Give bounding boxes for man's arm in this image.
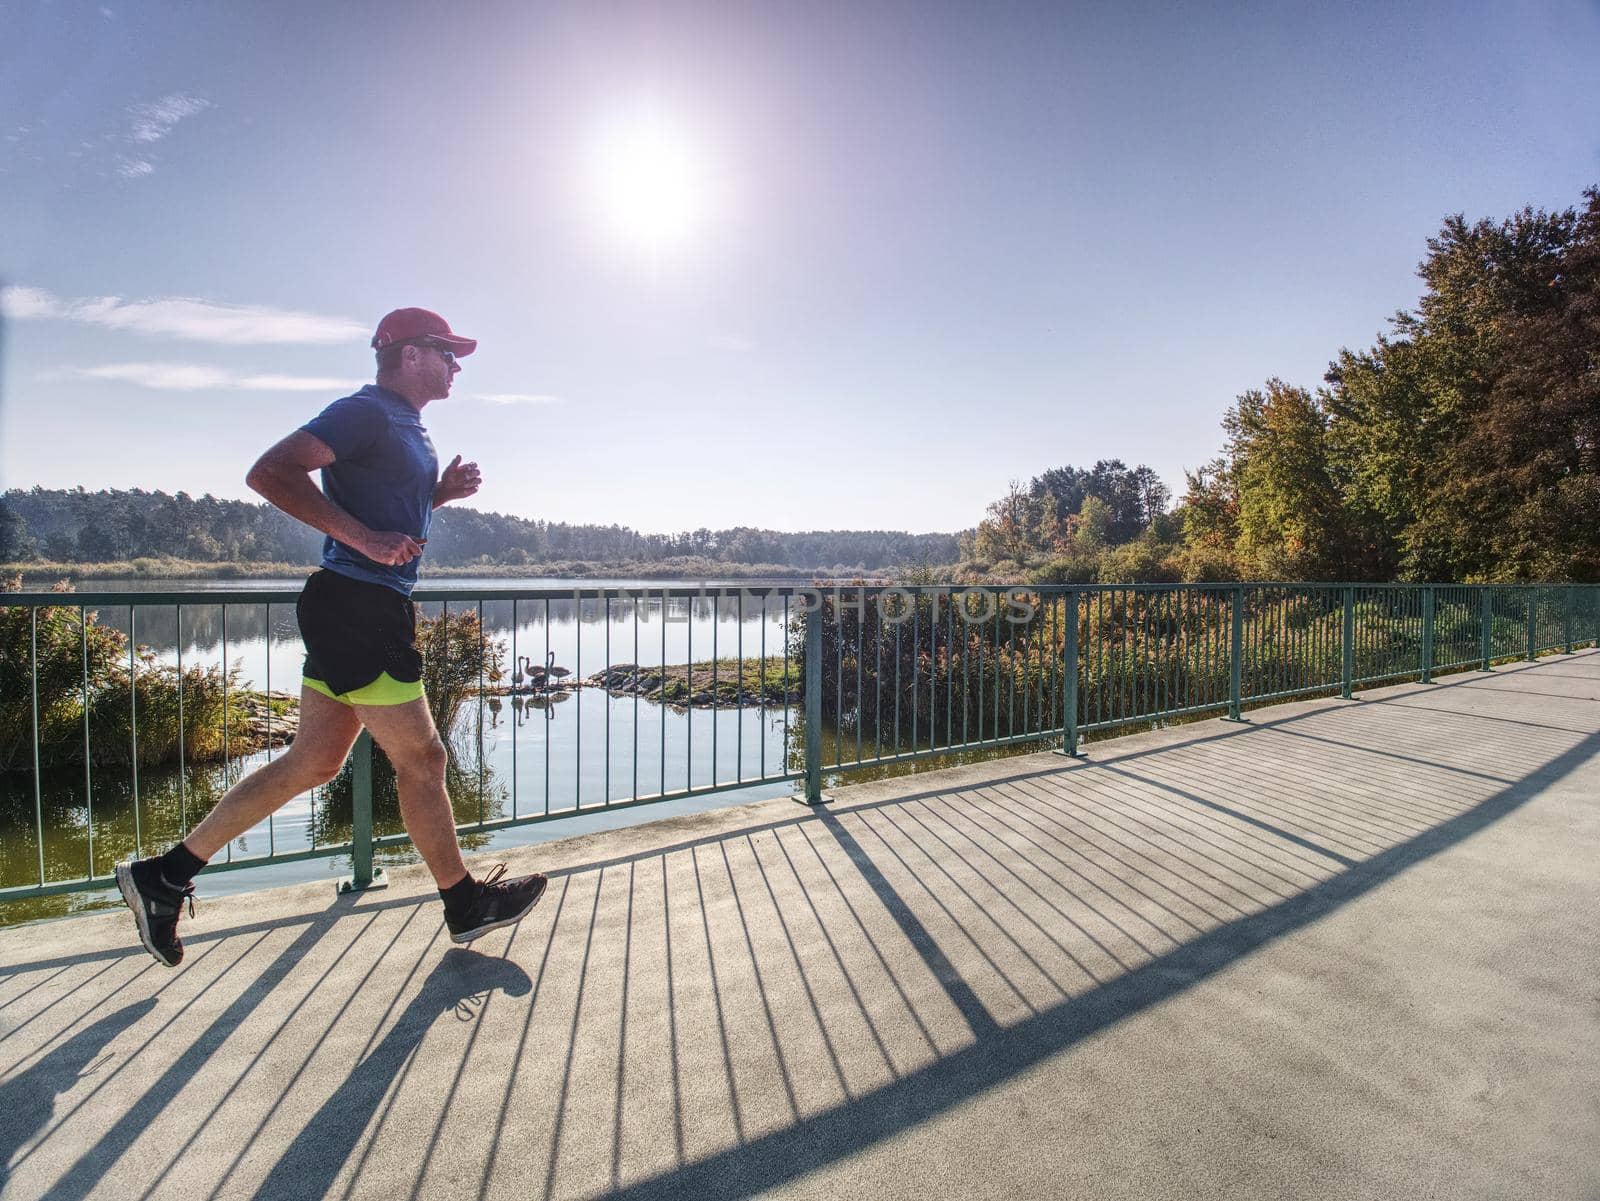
[246,432,423,567]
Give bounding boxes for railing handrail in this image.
[4,578,1597,609]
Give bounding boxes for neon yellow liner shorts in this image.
[296,569,425,707]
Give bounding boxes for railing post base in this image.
[338,867,388,894]
[1051,747,1087,759]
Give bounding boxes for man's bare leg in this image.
[351,695,468,888]
[182,686,364,859]
[117,685,364,966]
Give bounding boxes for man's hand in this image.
[434,454,481,507]
[360,531,426,566]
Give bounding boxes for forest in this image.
[5,187,1595,585]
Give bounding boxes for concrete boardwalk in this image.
[3,653,1598,1201]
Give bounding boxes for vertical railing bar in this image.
[893,596,902,759]
[264,602,273,855]
[1422,586,1435,684]
[81,605,94,881]
[737,590,744,783]
[477,599,485,826]
[992,591,1001,739]
[1137,587,1147,719]
[839,591,852,763]
[220,604,228,861]
[1228,585,1243,720]
[660,590,666,799]
[926,590,936,751]
[1045,592,1055,732]
[760,592,768,780]
[176,605,186,838]
[511,599,518,821]
[712,593,719,785]
[633,597,640,800]
[604,595,612,804]
[685,591,694,791]
[1126,591,1139,722]
[911,600,919,754]
[1165,590,1175,717]
[1089,589,1099,728]
[960,591,972,742]
[575,592,582,809]
[1340,586,1354,699]
[1008,591,1018,735]
[857,591,865,763]
[944,592,955,749]
[803,598,823,803]
[31,609,44,887]
[544,597,551,815]
[1061,590,1080,756]
[1020,591,1029,737]
[1480,588,1491,671]
[870,590,882,763]
[130,605,142,857]
[782,594,791,776]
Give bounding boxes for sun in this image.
[589,109,709,253]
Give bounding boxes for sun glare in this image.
[590,110,709,253]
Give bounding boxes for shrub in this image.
[0,576,248,772]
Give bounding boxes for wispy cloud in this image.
[129,94,210,144]
[65,362,353,393]
[1,284,367,345]
[475,393,564,406]
[113,92,210,178]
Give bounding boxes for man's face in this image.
[408,341,460,400]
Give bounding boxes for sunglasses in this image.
[407,339,458,367]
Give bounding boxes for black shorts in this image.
[296,569,424,705]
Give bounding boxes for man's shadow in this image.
[252,948,532,1200]
[0,997,157,1193]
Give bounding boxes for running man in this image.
[117,307,547,966]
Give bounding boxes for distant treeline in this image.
[960,184,1600,585]
[0,487,962,573]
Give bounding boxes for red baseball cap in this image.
[370,308,478,356]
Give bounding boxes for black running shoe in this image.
[445,864,548,944]
[116,856,196,967]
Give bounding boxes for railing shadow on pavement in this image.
[1,664,1594,1201]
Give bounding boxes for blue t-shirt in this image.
[300,384,437,595]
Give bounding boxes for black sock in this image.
[156,842,206,887]
[439,873,477,914]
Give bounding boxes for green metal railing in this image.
[2,581,1596,902]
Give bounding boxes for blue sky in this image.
[2,0,1597,534]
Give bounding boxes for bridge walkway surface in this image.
[2,651,1597,1200]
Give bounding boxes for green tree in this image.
[1225,380,1351,580]
[1073,496,1110,554]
